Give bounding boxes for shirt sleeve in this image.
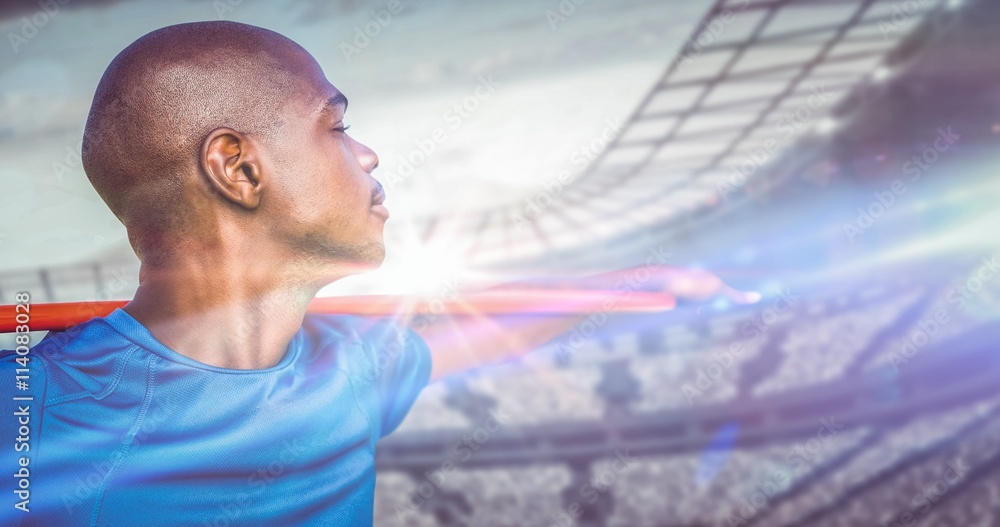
[355,319,433,438]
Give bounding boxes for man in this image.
[1,21,753,526]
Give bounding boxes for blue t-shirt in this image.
[0,308,432,526]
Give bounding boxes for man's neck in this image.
[122,261,322,370]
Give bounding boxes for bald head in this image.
[83,22,310,241]
[82,21,385,277]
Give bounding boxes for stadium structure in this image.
[3,0,1000,525]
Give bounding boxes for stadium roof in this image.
[398,0,952,268]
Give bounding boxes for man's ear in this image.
[200,127,263,209]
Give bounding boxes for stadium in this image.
[2,0,1000,525]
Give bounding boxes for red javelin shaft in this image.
[0,289,675,333]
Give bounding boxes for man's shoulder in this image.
[302,312,363,331]
[33,314,133,359]
[301,313,410,343]
[299,313,426,367]
[1,315,137,405]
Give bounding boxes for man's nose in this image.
[353,139,379,174]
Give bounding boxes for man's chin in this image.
[332,241,386,274]
[296,232,386,280]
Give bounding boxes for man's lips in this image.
[371,183,389,219]
[371,203,390,220]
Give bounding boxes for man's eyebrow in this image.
[319,93,349,116]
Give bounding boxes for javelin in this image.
[0,289,676,333]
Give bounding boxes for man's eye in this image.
[333,124,351,133]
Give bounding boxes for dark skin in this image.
[108,23,755,378]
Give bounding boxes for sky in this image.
[0,0,701,282]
